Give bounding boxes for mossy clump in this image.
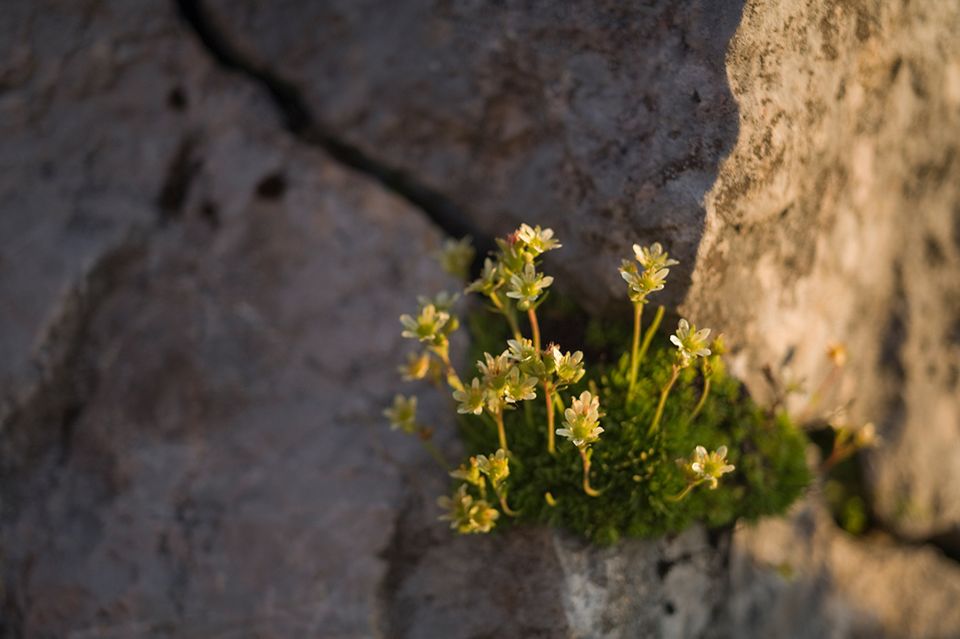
[461,308,811,544]
[385,223,811,544]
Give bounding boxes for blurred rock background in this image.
[1,0,958,637]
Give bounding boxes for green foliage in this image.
[461,309,811,544]
[393,224,811,544]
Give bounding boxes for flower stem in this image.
[637,304,665,366]
[490,292,522,341]
[544,380,555,454]
[420,438,449,470]
[527,307,541,351]
[497,490,520,516]
[648,364,680,437]
[553,391,566,413]
[579,447,601,497]
[628,302,643,397]
[434,342,464,392]
[690,376,711,421]
[667,479,704,502]
[495,410,509,453]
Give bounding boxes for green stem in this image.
[579,448,601,497]
[637,305,665,366]
[667,479,704,502]
[628,302,643,397]
[420,439,449,470]
[497,490,520,516]
[495,410,509,453]
[434,342,464,392]
[648,364,680,437]
[527,307,541,352]
[545,380,555,454]
[690,376,711,421]
[490,292,522,340]
[553,391,566,413]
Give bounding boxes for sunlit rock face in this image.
[685,0,960,542]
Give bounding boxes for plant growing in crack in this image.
[387,223,812,543]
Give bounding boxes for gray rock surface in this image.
[685,0,960,542]
[716,492,960,639]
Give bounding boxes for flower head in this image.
[515,223,561,256]
[670,319,712,367]
[465,258,502,296]
[383,395,418,434]
[551,347,586,386]
[436,236,475,280]
[398,351,432,381]
[620,260,670,304]
[476,449,510,489]
[854,422,880,448]
[827,342,848,368]
[506,263,554,311]
[507,338,538,364]
[450,456,484,489]
[452,378,486,415]
[504,367,538,403]
[687,445,735,489]
[557,391,604,449]
[400,304,450,344]
[477,351,512,395]
[417,291,460,313]
[438,485,500,534]
[633,242,679,271]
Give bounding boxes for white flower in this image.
[688,445,735,489]
[476,449,510,488]
[506,338,538,364]
[670,319,712,367]
[477,351,512,394]
[400,304,450,343]
[506,263,554,310]
[383,395,418,434]
[417,291,460,313]
[551,348,585,386]
[620,260,670,303]
[503,367,538,403]
[633,242,679,271]
[436,236,475,280]
[557,391,604,449]
[450,456,484,488]
[465,258,501,296]
[452,378,486,415]
[398,351,431,381]
[438,484,499,534]
[515,223,561,255]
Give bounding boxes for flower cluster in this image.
[557,391,604,449]
[386,223,751,536]
[619,242,678,305]
[466,223,560,318]
[442,448,517,529]
[455,351,539,416]
[438,484,500,534]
